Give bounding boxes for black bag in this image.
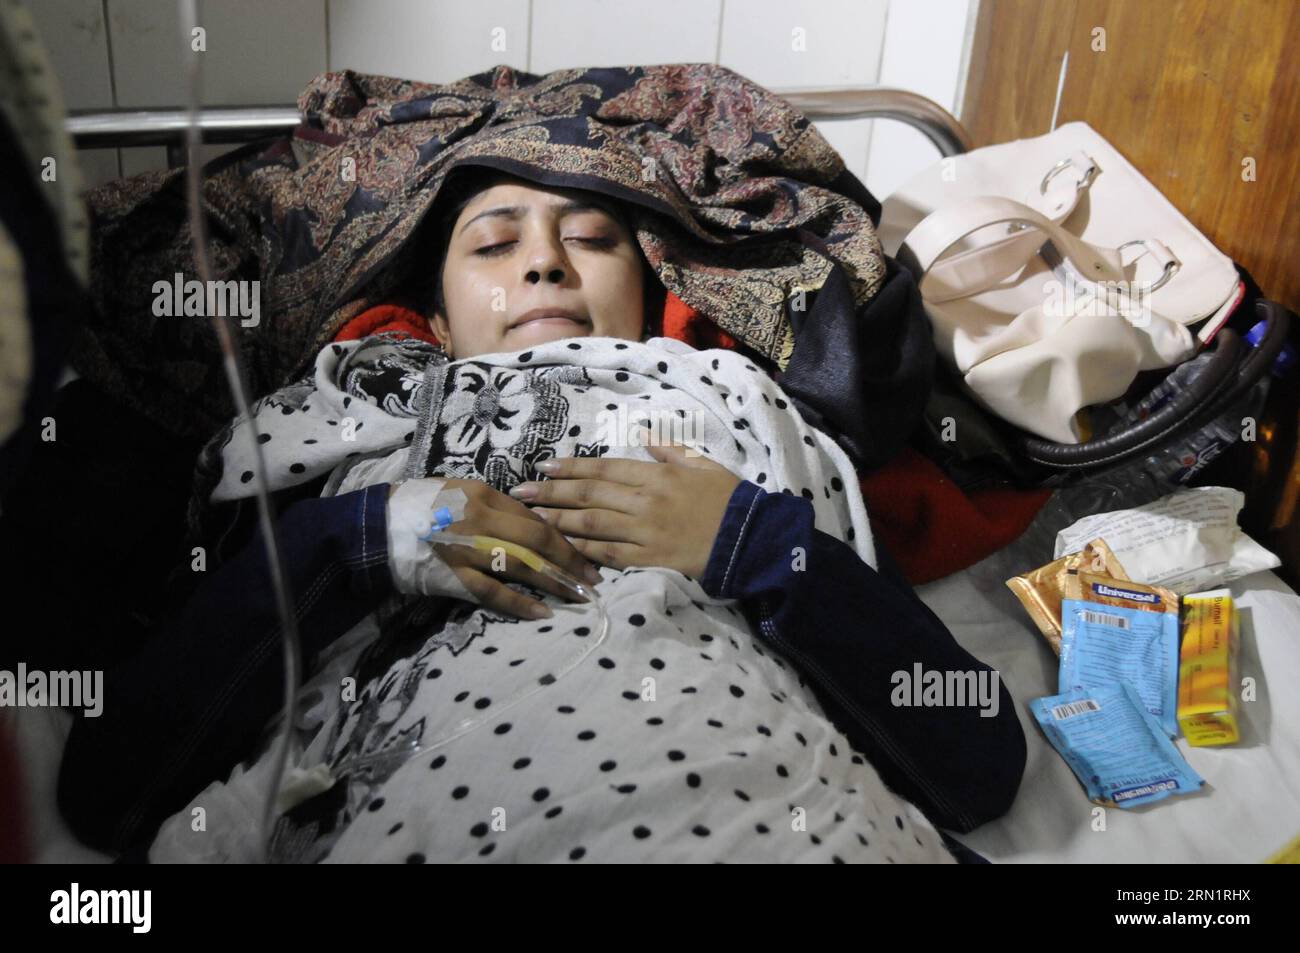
[914,262,1294,493]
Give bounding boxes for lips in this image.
[510,308,588,330]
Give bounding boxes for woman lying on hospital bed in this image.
[59,168,1026,863]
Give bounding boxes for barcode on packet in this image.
[1051,699,1101,720]
[1081,609,1130,630]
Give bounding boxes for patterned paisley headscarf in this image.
[74,62,933,471]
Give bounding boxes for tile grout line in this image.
[101,0,122,176]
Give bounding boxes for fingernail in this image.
[584,564,602,584]
[535,459,559,473]
[509,483,537,499]
[530,602,553,619]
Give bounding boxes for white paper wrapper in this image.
[1053,486,1280,596]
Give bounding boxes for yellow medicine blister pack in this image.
[1178,588,1240,746]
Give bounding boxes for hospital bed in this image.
[13,87,1299,864]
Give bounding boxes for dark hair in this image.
[403,166,665,338]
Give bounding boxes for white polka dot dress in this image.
[316,568,956,864]
[155,335,959,863]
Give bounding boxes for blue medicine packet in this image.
[1059,572,1181,737]
[1030,682,1205,808]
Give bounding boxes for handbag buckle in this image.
[1040,155,1098,195]
[1006,155,1098,235]
[1118,239,1180,293]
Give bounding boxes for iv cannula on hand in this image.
[417,502,599,605]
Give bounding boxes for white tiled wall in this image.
[27,0,119,182]
[28,0,975,198]
[866,0,976,199]
[327,0,532,81]
[530,0,722,71]
[719,0,888,207]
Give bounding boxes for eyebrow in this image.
[458,198,620,236]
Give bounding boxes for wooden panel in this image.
[962,0,1300,314]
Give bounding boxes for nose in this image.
[523,230,570,288]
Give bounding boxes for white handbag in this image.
[878,121,1241,444]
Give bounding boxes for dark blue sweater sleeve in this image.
[699,480,1026,833]
[58,483,394,854]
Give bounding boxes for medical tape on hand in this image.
[386,480,477,601]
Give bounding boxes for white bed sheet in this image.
[917,564,1300,863]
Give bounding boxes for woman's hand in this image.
[507,439,743,580]
[389,478,602,620]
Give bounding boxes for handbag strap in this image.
[900,195,1129,305]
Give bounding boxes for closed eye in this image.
[474,237,616,257]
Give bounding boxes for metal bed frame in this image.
[62,86,972,165]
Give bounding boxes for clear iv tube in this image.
[179,0,302,865]
[179,1,606,853]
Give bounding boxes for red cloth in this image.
[333,295,1050,583]
[858,447,1052,584]
[332,303,443,345]
[661,289,738,351]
